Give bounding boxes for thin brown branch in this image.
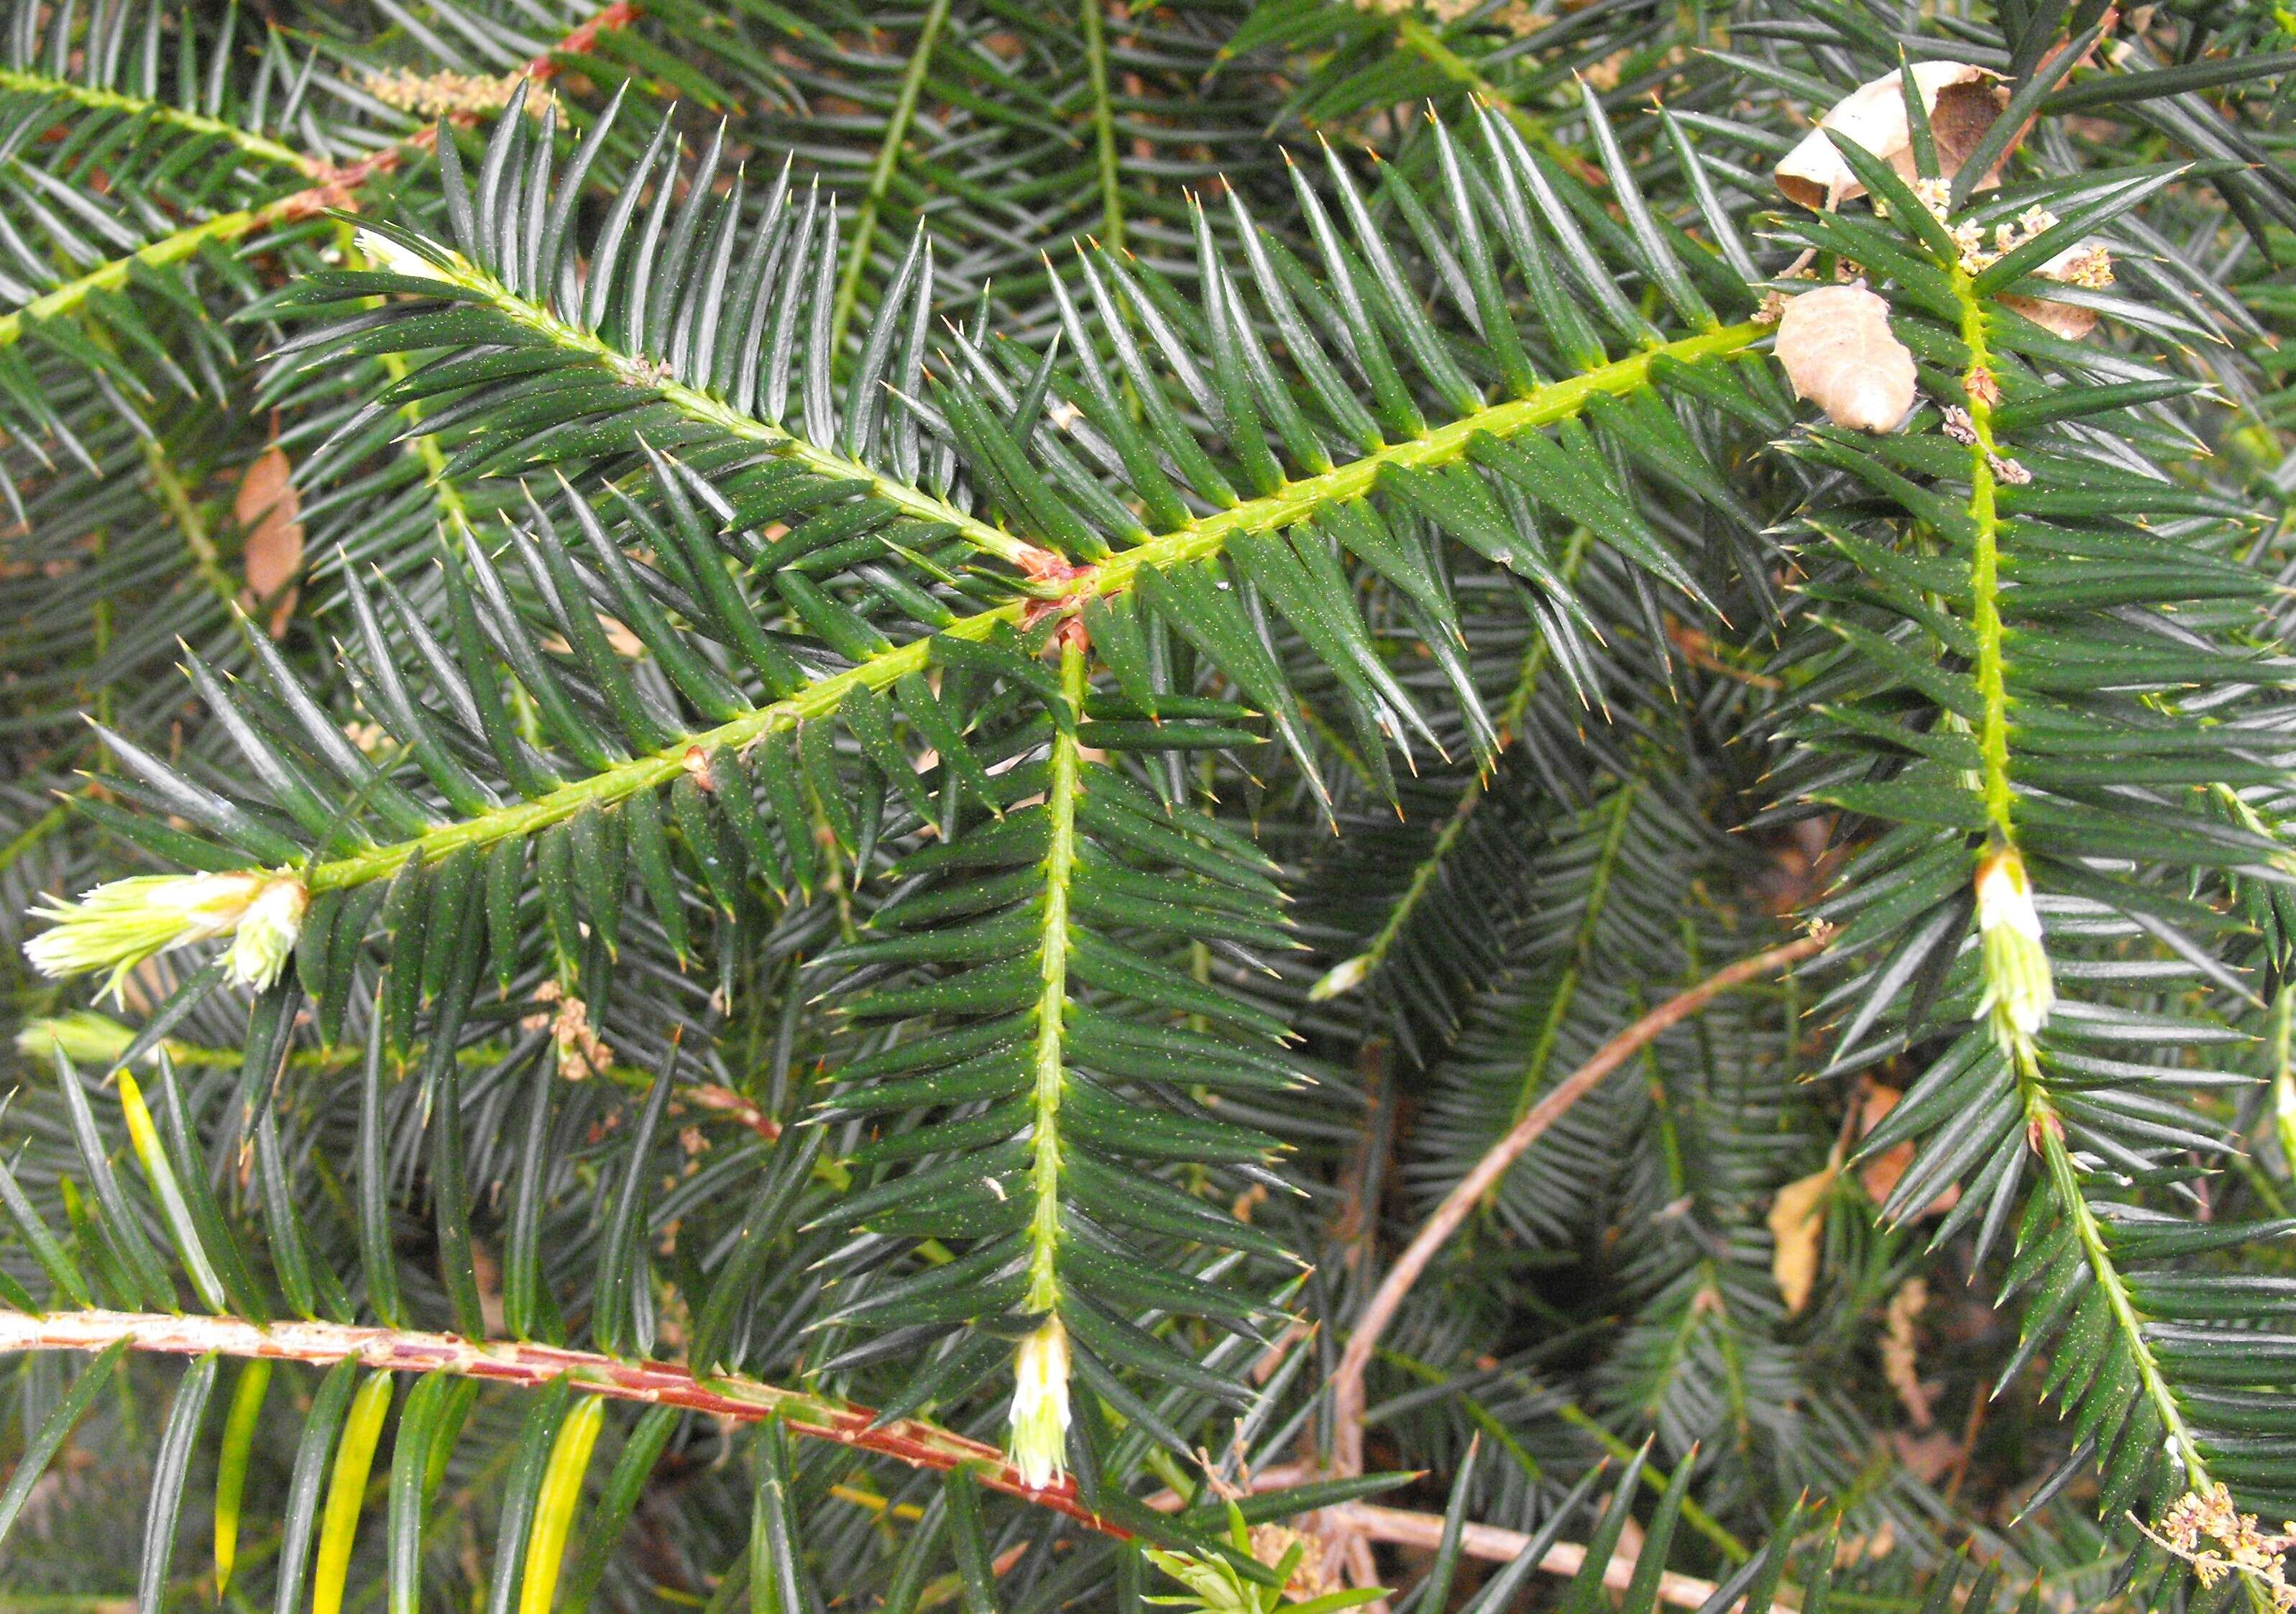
[1144,1469,1745,1612]
[1330,929,1830,1477]
[1326,1503,1741,1612]
[275,0,640,218]
[676,1081,782,1141]
[0,1308,1116,1531]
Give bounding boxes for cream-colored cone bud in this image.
[225,877,309,991]
[1008,1316,1072,1489]
[354,227,453,283]
[1309,953,1372,1001]
[24,871,307,1001]
[1973,848,2054,1055]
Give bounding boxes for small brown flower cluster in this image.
[362,67,543,119]
[2049,241,2115,289]
[1940,405,2031,485]
[521,979,616,1081]
[1909,187,2115,292]
[1946,203,2057,274]
[2144,1483,2296,1611]
[1246,1526,1328,1597]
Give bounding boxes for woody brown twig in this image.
[1143,1466,1735,1612]
[1329,930,1832,1479]
[0,1308,1118,1531]
[679,1081,782,1140]
[274,0,641,219]
[1278,932,1824,1614]
[1327,1502,1731,1611]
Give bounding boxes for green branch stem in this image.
[2033,1119,2213,1489]
[1506,779,1635,1127]
[1085,322,1763,591]
[1315,531,1592,1001]
[1390,19,1593,182]
[1317,777,1484,999]
[827,0,953,352]
[1955,274,2223,1539]
[1954,282,2016,850]
[1080,0,1125,252]
[0,4,643,353]
[303,606,998,892]
[0,65,318,173]
[1023,638,1086,1313]
[412,245,1036,568]
[139,437,241,610]
[0,206,270,352]
[1497,527,1588,740]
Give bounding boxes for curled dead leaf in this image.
[2001,239,2116,340]
[1890,1429,1962,1486]
[1833,1522,1898,1567]
[1882,1276,1932,1426]
[1856,1085,1960,1217]
[1999,293,2095,340]
[1768,1165,1836,1316]
[1776,62,2009,210]
[1774,285,1918,433]
[235,444,304,638]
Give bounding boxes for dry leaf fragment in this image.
[1775,285,1919,433]
[234,444,304,638]
[1856,1086,1960,1216]
[2001,239,2116,340]
[2000,294,2095,340]
[1833,1522,1897,1567]
[1890,1429,1961,1485]
[1883,1277,1933,1426]
[1768,1165,1836,1316]
[1776,62,2009,211]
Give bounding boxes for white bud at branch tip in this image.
[1008,1315,1072,1489]
[1973,847,2053,1058]
[24,871,309,1000]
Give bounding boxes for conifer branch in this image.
[237,318,1762,901]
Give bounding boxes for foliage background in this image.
[1,1,2294,1613]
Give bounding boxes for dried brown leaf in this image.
[234,444,303,638]
[1856,1086,1960,1216]
[1999,294,2098,339]
[1767,1165,1835,1316]
[1774,285,1918,433]
[1776,62,2008,210]
[1883,1277,1933,1426]
[2000,240,2115,340]
[1890,1429,1961,1485]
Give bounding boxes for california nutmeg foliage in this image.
[4,1,2296,1611]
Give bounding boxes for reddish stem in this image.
[0,1308,1119,1532]
[1329,930,1830,1477]
[277,1,641,216]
